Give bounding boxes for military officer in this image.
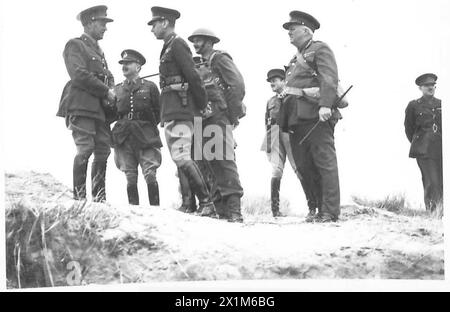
[261,69,298,217]
[188,28,246,222]
[404,73,442,212]
[148,7,217,217]
[57,5,115,202]
[112,49,162,206]
[278,11,341,222]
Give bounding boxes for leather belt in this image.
[119,111,146,121]
[161,75,184,88]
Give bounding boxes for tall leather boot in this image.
[91,161,107,202]
[127,184,139,205]
[180,161,217,217]
[147,181,160,206]
[73,155,88,200]
[271,177,285,217]
[178,168,197,213]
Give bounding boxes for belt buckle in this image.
[127,112,134,120]
[433,124,438,133]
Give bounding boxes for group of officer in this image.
[58,5,443,224]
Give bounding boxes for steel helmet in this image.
[188,28,220,44]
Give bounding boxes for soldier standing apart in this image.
[148,7,216,216]
[112,50,162,206]
[58,5,115,202]
[188,29,246,222]
[261,69,298,217]
[404,73,442,212]
[278,11,341,222]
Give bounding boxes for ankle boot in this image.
[91,161,107,202]
[147,181,160,206]
[73,155,89,200]
[127,184,139,205]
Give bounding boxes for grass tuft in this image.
[5,195,120,288]
[351,194,442,219]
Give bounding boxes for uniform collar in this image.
[420,95,436,103]
[82,33,98,46]
[297,39,313,54]
[125,76,140,85]
[164,32,177,44]
[81,33,103,54]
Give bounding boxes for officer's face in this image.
[269,77,285,93]
[151,20,166,39]
[89,20,108,40]
[288,25,308,46]
[192,37,209,55]
[420,83,436,97]
[122,62,140,78]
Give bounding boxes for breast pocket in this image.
[88,55,106,74]
[134,90,151,111]
[415,111,433,127]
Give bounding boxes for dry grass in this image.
[5,196,121,288]
[351,194,443,219]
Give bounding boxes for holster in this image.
[162,83,189,107]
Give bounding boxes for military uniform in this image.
[190,51,244,220]
[278,11,341,221]
[112,50,162,206]
[404,73,442,211]
[57,6,114,202]
[148,7,216,216]
[261,69,298,217]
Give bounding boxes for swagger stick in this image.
[298,85,353,146]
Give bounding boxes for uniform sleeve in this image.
[63,40,110,98]
[214,53,246,123]
[314,43,339,108]
[171,39,207,109]
[150,82,161,125]
[214,54,245,99]
[404,101,416,142]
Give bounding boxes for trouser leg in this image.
[203,114,243,219]
[308,121,340,219]
[290,126,321,214]
[417,158,443,212]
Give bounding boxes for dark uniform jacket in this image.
[209,51,246,125]
[278,40,339,131]
[58,34,114,122]
[159,33,207,123]
[404,96,442,159]
[111,78,162,149]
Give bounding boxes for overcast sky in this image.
[1,0,449,209]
